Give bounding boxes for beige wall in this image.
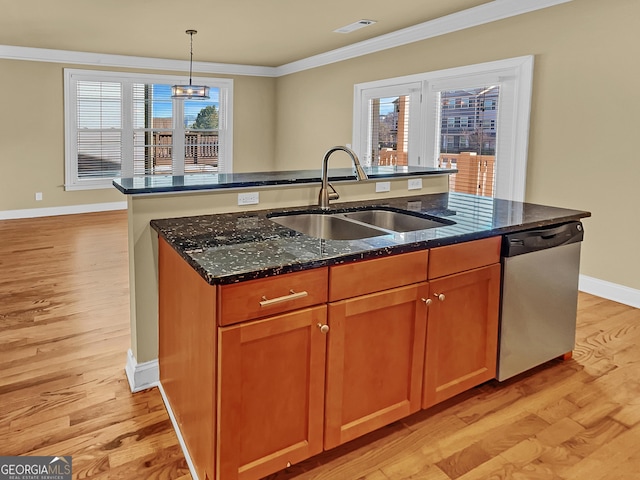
[0,59,277,211]
[274,0,640,291]
[0,60,121,211]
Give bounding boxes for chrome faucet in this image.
[318,146,368,210]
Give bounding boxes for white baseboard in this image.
[579,275,640,309]
[157,382,200,480]
[0,201,127,220]
[125,349,159,393]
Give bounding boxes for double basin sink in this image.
[269,206,455,240]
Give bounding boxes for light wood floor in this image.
[1,211,639,480]
[0,211,189,479]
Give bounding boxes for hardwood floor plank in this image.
[560,426,640,480]
[454,455,515,480]
[611,402,640,428]
[380,459,449,480]
[535,417,629,478]
[436,443,492,479]
[498,438,547,470]
[534,418,585,449]
[533,398,580,425]
[356,470,390,480]
[513,462,565,480]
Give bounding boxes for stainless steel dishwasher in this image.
[497,221,584,381]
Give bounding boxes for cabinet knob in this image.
[434,293,446,301]
[317,323,330,334]
[421,298,432,305]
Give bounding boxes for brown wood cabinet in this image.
[422,237,501,408]
[217,306,328,480]
[324,283,428,449]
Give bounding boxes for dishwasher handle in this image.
[502,221,584,257]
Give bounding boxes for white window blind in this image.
[64,69,233,190]
[76,81,123,179]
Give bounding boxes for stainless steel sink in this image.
[342,209,449,232]
[270,213,389,240]
[269,207,454,240]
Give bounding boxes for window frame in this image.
[352,56,533,201]
[64,68,233,191]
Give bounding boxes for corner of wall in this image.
[125,349,159,393]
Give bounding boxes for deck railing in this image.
[438,152,495,197]
[152,132,219,169]
[374,149,496,197]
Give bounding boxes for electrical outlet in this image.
[375,182,391,193]
[408,178,423,190]
[406,201,422,212]
[238,192,259,205]
[35,192,43,201]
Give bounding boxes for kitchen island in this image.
[150,191,589,480]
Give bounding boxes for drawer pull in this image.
[259,290,308,307]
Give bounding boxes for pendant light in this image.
[171,29,210,99]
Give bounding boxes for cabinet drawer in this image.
[218,268,329,326]
[329,250,428,302]
[428,236,500,279]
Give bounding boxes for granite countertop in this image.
[150,192,591,285]
[113,166,455,195]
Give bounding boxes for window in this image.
[353,56,533,201]
[352,83,421,166]
[64,69,233,190]
[484,99,496,110]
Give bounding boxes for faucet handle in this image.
[328,183,340,201]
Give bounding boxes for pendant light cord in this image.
[188,31,194,87]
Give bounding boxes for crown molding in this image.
[0,44,278,77]
[275,0,572,76]
[0,0,571,78]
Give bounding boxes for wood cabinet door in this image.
[217,306,327,480]
[324,283,428,450]
[423,264,501,409]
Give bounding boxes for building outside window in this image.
[439,86,499,157]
